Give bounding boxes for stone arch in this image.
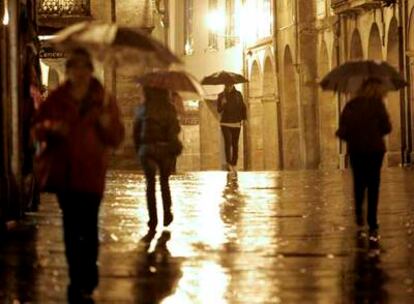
[350,29,363,60]
[386,17,401,166]
[262,56,280,170]
[48,68,60,92]
[282,45,301,169]
[368,23,383,60]
[247,60,264,170]
[318,41,338,169]
[249,60,262,97]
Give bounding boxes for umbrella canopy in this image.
[137,70,205,98]
[201,70,248,85]
[50,21,181,68]
[320,60,406,94]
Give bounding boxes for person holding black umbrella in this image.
[217,83,247,173]
[336,78,392,238]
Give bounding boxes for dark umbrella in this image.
[51,21,181,68]
[201,70,248,85]
[320,60,407,94]
[137,70,204,97]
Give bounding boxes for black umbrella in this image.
[320,60,406,94]
[201,70,248,85]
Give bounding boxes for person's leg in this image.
[140,155,158,230]
[78,193,101,293]
[349,154,366,227]
[230,127,241,166]
[159,157,173,227]
[367,153,384,231]
[57,192,101,299]
[221,126,232,168]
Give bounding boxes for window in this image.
[184,0,194,55]
[208,0,218,50]
[225,0,236,48]
[258,0,272,38]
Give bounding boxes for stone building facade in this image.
[162,0,414,171]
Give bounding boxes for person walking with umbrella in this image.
[133,87,182,232]
[336,78,391,236]
[218,84,247,172]
[134,70,202,233]
[202,71,248,173]
[32,48,125,303]
[321,60,406,238]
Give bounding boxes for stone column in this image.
[297,0,320,169]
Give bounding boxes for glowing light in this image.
[2,0,9,26]
[205,9,225,35]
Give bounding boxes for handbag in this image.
[33,143,69,193]
[168,138,183,156]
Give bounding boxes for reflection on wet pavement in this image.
[1,168,414,303]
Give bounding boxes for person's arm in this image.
[378,101,392,135]
[217,93,225,113]
[31,90,69,142]
[240,93,247,121]
[132,109,142,153]
[335,105,350,141]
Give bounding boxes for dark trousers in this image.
[57,191,102,293]
[349,152,384,230]
[221,126,241,166]
[140,154,173,229]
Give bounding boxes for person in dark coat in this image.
[133,87,182,232]
[217,84,247,172]
[336,78,392,236]
[32,49,125,303]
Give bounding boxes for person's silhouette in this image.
[134,231,183,303]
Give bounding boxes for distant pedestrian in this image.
[32,48,124,303]
[336,78,391,236]
[133,87,182,232]
[217,84,247,173]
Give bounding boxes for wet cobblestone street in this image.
[2,168,414,303]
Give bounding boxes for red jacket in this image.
[33,78,124,195]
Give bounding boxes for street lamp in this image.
[205,9,225,35]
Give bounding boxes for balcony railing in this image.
[38,0,91,17]
[331,0,384,14]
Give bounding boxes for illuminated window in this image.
[257,0,272,38]
[184,0,194,55]
[208,0,218,50]
[225,0,236,48]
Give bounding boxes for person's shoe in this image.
[140,229,157,244]
[164,212,174,227]
[68,286,94,304]
[368,228,380,242]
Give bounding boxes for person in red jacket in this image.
[32,48,124,303]
[336,78,391,238]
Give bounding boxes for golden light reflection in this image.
[2,0,9,26]
[162,262,228,304]
[205,9,225,35]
